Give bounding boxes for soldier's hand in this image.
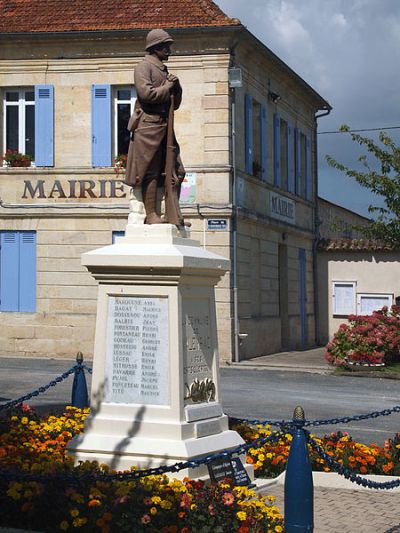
[167,74,179,85]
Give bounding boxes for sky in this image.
[215,0,400,217]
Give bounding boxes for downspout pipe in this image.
[313,106,331,345]
[228,31,245,363]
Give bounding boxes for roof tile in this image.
[0,0,239,33]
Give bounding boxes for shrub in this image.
[325,305,400,367]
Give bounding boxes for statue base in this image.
[68,224,252,480]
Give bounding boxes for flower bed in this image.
[0,406,283,532]
[325,305,400,367]
[233,422,400,478]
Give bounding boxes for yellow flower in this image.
[60,521,69,530]
[275,526,283,532]
[190,503,197,511]
[151,495,161,504]
[21,417,29,425]
[70,509,79,518]
[237,511,247,521]
[150,506,157,515]
[160,499,172,509]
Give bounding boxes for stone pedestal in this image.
[68,224,250,479]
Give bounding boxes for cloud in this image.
[215,0,400,215]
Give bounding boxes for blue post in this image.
[71,351,89,408]
[284,406,313,532]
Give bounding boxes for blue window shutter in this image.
[19,232,36,312]
[260,104,267,181]
[0,232,20,311]
[298,248,308,346]
[244,94,253,174]
[305,136,312,200]
[295,127,301,195]
[92,84,112,167]
[273,113,280,187]
[287,122,293,193]
[35,85,54,166]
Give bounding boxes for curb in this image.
[255,471,400,493]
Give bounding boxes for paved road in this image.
[220,367,400,444]
[1,357,399,444]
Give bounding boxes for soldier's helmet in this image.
[145,29,174,51]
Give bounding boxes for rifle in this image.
[164,93,185,227]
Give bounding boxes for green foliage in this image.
[326,126,400,244]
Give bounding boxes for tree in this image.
[326,125,400,244]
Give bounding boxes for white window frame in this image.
[357,293,393,315]
[3,87,35,160]
[332,281,357,316]
[113,86,136,158]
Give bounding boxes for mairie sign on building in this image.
[269,191,296,224]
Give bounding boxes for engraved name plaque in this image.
[182,299,214,404]
[105,296,169,405]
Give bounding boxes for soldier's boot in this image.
[143,179,164,224]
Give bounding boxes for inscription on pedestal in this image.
[182,299,214,404]
[105,296,169,405]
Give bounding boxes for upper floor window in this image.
[295,129,312,200]
[4,89,35,159]
[244,94,266,181]
[2,85,54,167]
[92,84,136,167]
[114,87,136,157]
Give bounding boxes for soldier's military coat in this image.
[125,53,184,187]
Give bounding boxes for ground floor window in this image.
[0,231,36,312]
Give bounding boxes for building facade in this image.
[0,0,330,362]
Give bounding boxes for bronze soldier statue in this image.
[125,29,185,226]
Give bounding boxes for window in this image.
[357,293,393,315]
[295,128,311,200]
[92,85,136,167]
[114,87,136,158]
[332,281,356,316]
[279,119,287,190]
[252,99,262,178]
[244,94,266,180]
[2,85,54,167]
[4,88,35,158]
[0,231,36,312]
[112,230,125,244]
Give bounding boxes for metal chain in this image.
[230,403,400,430]
[308,434,400,490]
[0,430,285,484]
[230,416,287,428]
[0,364,80,412]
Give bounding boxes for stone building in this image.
[0,0,330,362]
[316,199,399,343]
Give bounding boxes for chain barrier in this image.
[82,364,93,374]
[307,434,400,490]
[0,364,80,412]
[230,403,400,430]
[0,430,285,484]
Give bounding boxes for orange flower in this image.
[88,499,101,507]
[360,466,368,474]
[383,462,394,473]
